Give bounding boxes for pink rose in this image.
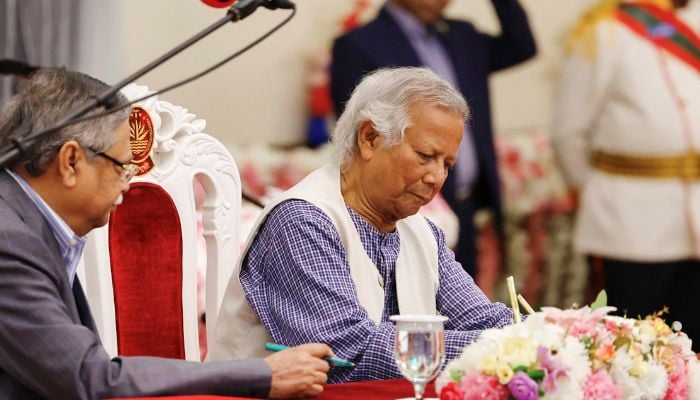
[460,371,509,400]
[583,371,624,400]
[664,358,689,400]
[439,382,463,400]
[569,320,598,338]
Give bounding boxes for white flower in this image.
[636,363,667,399]
[634,321,657,351]
[451,334,497,371]
[477,354,499,374]
[610,350,644,400]
[628,355,648,377]
[478,325,541,368]
[496,335,538,367]
[539,337,588,400]
[534,323,567,350]
[495,363,514,384]
[543,378,583,400]
[479,326,511,343]
[669,333,695,357]
[557,337,590,383]
[522,312,548,328]
[611,350,667,400]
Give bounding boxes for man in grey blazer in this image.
[0,67,332,400]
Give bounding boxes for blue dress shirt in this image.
[5,169,85,286]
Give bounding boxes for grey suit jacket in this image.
[0,170,271,399]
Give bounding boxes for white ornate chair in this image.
[77,84,241,361]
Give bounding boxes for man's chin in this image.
[100,213,112,226]
[98,208,117,228]
[399,204,423,220]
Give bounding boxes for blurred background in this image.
[1,0,601,145]
[0,0,605,309]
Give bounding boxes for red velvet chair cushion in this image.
[109,182,185,359]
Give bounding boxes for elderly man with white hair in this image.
[210,67,515,383]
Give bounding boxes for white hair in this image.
[332,67,469,167]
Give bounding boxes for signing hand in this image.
[265,343,333,399]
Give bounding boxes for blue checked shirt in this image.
[241,199,514,383]
[5,169,85,286]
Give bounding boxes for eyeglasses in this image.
[86,147,139,182]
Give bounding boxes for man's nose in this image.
[424,161,448,185]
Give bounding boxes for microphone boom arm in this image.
[0,0,288,169]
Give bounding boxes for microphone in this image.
[227,0,295,21]
[201,0,294,10]
[201,0,234,8]
[261,0,295,10]
[0,59,39,77]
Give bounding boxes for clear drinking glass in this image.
[390,315,448,400]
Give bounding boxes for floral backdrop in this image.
[485,130,586,309]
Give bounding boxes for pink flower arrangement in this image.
[437,299,699,400]
[664,357,689,400]
[459,371,509,400]
[582,371,623,400]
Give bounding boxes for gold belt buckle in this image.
[680,152,700,180]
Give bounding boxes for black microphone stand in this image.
[0,0,274,169]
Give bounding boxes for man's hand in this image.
[265,343,333,399]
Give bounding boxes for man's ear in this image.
[356,120,382,161]
[55,141,84,188]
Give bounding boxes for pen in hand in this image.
[265,342,355,368]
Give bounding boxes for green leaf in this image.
[614,337,631,350]
[512,365,528,373]
[528,369,545,381]
[450,369,464,383]
[590,290,608,310]
[582,337,593,348]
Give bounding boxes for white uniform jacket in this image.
[553,0,700,261]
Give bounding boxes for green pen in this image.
[265,342,355,368]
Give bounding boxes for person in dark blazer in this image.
[0,67,332,400]
[330,0,536,277]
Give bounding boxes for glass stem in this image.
[413,382,426,400]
